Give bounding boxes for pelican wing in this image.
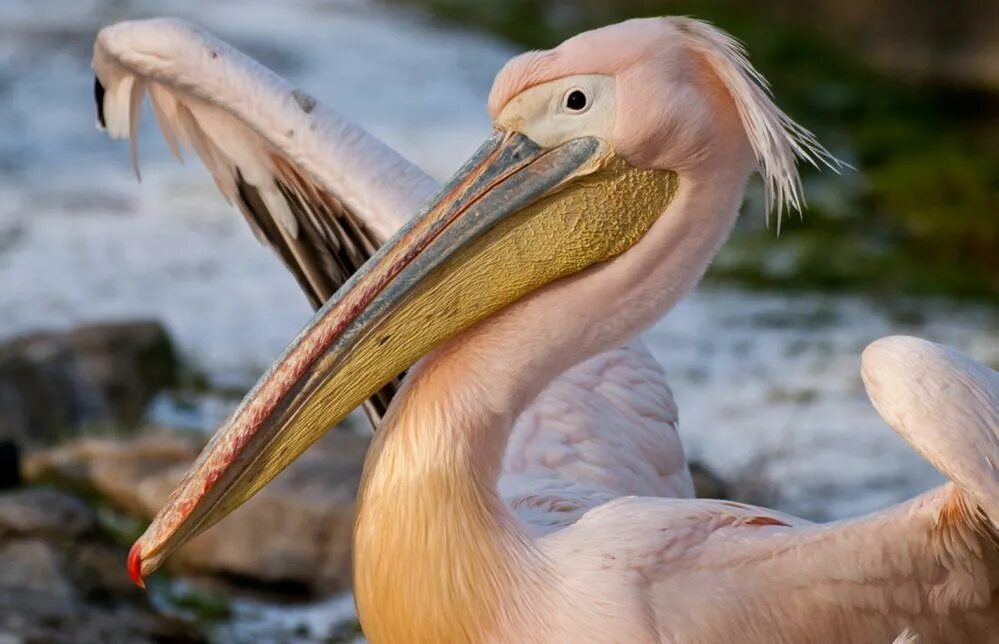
[712,485,999,641]
[544,336,999,641]
[503,340,695,533]
[546,486,995,641]
[93,18,437,421]
[93,18,437,303]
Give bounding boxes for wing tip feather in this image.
[863,336,999,528]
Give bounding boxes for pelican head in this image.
[128,17,832,584]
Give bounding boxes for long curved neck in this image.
[352,155,751,643]
[353,328,553,644]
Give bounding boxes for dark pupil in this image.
[565,90,587,111]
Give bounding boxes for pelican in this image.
[94,16,999,643]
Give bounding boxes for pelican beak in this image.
[127,129,677,585]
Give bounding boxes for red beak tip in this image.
[127,543,146,589]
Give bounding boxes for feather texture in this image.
[503,341,693,533]
[672,17,845,226]
[93,17,441,422]
[535,338,999,642]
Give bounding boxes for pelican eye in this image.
[563,88,589,113]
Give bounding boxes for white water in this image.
[2,1,997,641]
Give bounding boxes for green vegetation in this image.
[95,503,148,546]
[157,582,235,622]
[394,0,999,299]
[328,619,365,643]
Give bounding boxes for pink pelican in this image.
[94,16,999,643]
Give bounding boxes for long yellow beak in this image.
[128,129,677,584]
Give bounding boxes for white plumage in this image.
[95,18,432,241]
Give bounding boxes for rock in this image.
[25,428,368,594]
[0,540,73,599]
[24,431,202,518]
[0,586,204,644]
[66,322,179,425]
[0,487,203,643]
[0,488,93,540]
[0,320,179,448]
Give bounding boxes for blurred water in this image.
[1,1,998,639]
[150,579,363,643]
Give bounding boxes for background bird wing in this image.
[93,17,437,422]
[545,336,999,640]
[548,486,995,641]
[503,340,695,534]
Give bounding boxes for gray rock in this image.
[0,487,203,643]
[24,431,202,517]
[0,586,203,644]
[0,487,94,540]
[0,540,73,599]
[66,322,179,425]
[0,320,179,448]
[25,428,367,594]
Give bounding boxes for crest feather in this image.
[672,18,844,229]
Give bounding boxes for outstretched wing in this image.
[547,336,999,641]
[862,336,999,524]
[699,337,999,640]
[93,17,437,422]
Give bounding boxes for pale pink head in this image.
[488,17,838,219]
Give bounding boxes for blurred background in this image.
[0,0,996,641]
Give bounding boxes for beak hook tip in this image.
[128,542,146,589]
